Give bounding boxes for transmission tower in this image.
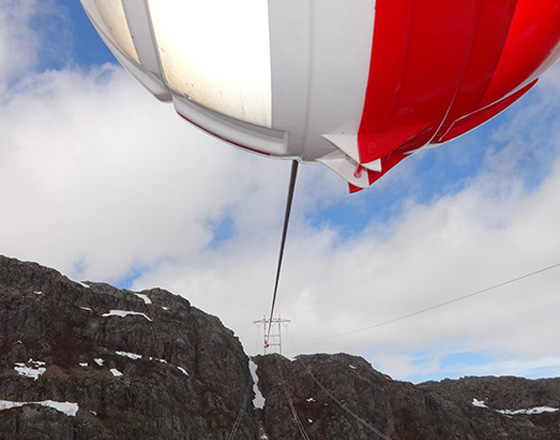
[253,315,291,355]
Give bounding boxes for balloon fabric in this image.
[80,0,560,192]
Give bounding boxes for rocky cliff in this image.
[1,255,559,440]
[0,255,255,439]
[253,354,560,440]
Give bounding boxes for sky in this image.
[1,0,560,383]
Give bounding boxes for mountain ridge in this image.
[1,255,558,439]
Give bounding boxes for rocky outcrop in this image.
[0,255,255,439]
[253,354,560,440]
[1,255,559,440]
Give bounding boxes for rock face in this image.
[253,354,560,440]
[1,255,559,440]
[0,255,255,439]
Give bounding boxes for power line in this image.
[277,361,311,440]
[328,261,560,338]
[226,382,252,440]
[285,329,394,440]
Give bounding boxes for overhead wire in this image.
[285,328,395,440]
[258,161,559,439]
[233,260,559,440]
[277,360,311,440]
[266,160,299,343]
[273,262,560,439]
[226,381,253,440]
[327,261,560,338]
[306,370,393,440]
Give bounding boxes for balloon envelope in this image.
[80,0,560,191]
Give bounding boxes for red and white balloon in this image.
[81,0,560,191]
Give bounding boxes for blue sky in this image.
[2,0,560,383]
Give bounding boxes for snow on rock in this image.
[72,280,90,289]
[249,360,265,410]
[472,398,488,408]
[148,357,168,363]
[116,351,142,360]
[102,310,152,322]
[134,293,152,305]
[80,307,92,311]
[94,358,104,366]
[34,291,42,295]
[306,397,316,403]
[110,368,123,377]
[497,406,559,416]
[0,400,79,417]
[472,397,559,415]
[79,363,88,367]
[14,360,46,380]
[177,367,189,376]
[349,364,357,370]
[161,306,169,311]
[14,365,46,380]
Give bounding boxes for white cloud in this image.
[0,0,40,90]
[0,63,293,280]
[0,0,71,94]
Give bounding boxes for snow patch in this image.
[177,367,189,376]
[14,360,46,380]
[473,398,558,415]
[472,398,488,408]
[102,310,152,322]
[306,397,316,403]
[148,357,168,363]
[0,400,79,417]
[110,368,123,377]
[249,360,265,409]
[34,291,42,295]
[161,306,169,311]
[116,351,142,360]
[79,363,88,367]
[14,365,46,380]
[349,364,357,370]
[80,307,92,312]
[94,358,104,366]
[134,293,152,305]
[72,280,90,288]
[497,406,559,416]
[308,418,313,423]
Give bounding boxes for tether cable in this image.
[328,261,560,338]
[266,160,299,342]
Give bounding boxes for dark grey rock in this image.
[0,255,256,440]
[253,354,560,440]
